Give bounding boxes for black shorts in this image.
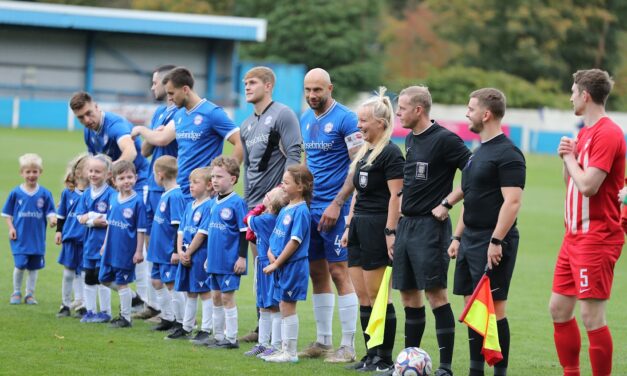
[392,215,452,291]
[347,214,390,270]
[453,226,519,301]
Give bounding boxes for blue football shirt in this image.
[205,192,247,275]
[147,104,179,192]
[178,197,213,258]
[75,184,115,260]
[83,111,150,189]
[301,101,361,209]
[269,201,310,262]
[57,188,86,242]
[147,186,186,264]
[173,99,238,196]
[102,192,147,270]
[248,212,278,263]
[2,185,56,255]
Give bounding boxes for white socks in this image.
[183,296,198,332]
[213,305,225,341]
[73,272,84,302]
[201,298,214,332]
[156,287,174,322]
[13,268,24,294]
[84,284,97,313]
[26,270,38,295]
[62,269,75,306]
[271,311,283,349]
[338,293,358,348]
[225,306,238,343]
[313,293,334,346]
[259,311,272,347]
[98,285,111,314]
[172,290,186,323]
[119,287,132,321]
[282,314,299,355]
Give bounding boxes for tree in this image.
[235,0,384,101]
[427,0,626,92]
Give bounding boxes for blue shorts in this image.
[174,250,210,293]
[83,257,101,270]
[256,258,278,308]
[208,273,241,293]
[13,254,45,271]
[99,263,136,285]
[309,205,350,262]
[151,262,177,284]
[58,240,83,271]
[273,258,309,302]
[144,190,163,236]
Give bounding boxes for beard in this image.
[307,96,327,111]
[469,120,484,134]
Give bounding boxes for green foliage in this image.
[426,0,627,93]
[391,66,569,109]
[235,0,384,102]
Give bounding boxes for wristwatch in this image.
[384,227,396,236]
[440,198,453,209]
[490,237,503,246]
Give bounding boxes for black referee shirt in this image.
[461,133,526,229]
[353,142,404,214]
[401,121,471,216]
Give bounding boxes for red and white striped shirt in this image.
[564,117,625,245]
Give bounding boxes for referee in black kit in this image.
[448,88,525,376]
[339,88,404,372]
[392,86,472,376]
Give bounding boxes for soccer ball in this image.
[393,347,432,376]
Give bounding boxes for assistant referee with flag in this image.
[448,88,526,376]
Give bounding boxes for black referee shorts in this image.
[392,215,452,291]
[453,226,519,301]
[347,214,390,271]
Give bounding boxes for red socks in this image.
[588,326,612,376]
[554,318,581,376]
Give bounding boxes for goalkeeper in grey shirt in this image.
[238,66,302,345]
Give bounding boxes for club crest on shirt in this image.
[359,171,368,188]
[264,116,273,125]
[306,123,310,131]
[97,201,108,212]
[247,123,252,132]
[324,122,333,133]
[177,117,182,125]
[283,214,292,226]
[37,198,44,208]
[194,115,203,125]
[18,199,22,206]
[103,134,109,144]
[225,278,230,286]
[160,201,167,213]
[123,208,133,219]
[69,199,74,205]
[193,211,202,223]
[220,208,233,220]
[159,113,164,120]
[415,162,429,180]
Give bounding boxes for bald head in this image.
[304,68,334,114]
[304,68,332,86]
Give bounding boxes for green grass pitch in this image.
[0,128,625,375]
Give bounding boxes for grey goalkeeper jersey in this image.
[240,101,302,207]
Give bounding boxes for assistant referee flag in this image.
[365,266,392,348]
[459,274,503,366]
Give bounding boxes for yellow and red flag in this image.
[458,274,503,366]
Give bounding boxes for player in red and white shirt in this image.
[550,69,625,376]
